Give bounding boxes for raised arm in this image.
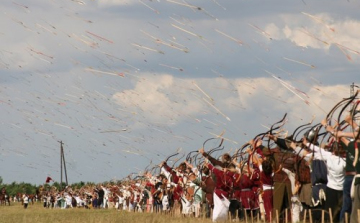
[321,118,358,139]
[198,148,224,167]
[303,139,331,159]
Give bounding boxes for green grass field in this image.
[0,202,215,223]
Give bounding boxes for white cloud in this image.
[112,74,351,130]
[265,23,281,40]
[265,13,360,60]
[288,84,350,121]
[112,74,205,123]
[282,25,324,49]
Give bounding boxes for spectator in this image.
[23,194,29,209]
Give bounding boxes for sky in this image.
[0,0,359,185]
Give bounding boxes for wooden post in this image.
[245,209,248,223]
[202,204,205,219]
[285,208,288,223]
[329,208,333,223]
[345,212,348,223]
[251,210,254,223]
[236,207,238,221]
[357,210,360,223]
[321,210,325,223]
[309,209,313,223]
[276,210,279,223]
[303,209,307,223]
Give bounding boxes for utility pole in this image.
[58,141,68,191]
[350,83,360,126]
[351,82,355,97]
[59,141,63,191]
[62,144,68,186]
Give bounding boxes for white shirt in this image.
[65,195,72,205]
[117,195,124,204]
[294,146,318,162]
[282,168,296,195]
[160,167,171,181]
[101,186,110,199]
[307,143,346,190]
[75,196,83,204]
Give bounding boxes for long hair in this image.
[262,159,273,176]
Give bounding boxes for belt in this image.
[263,185,273,191]
[241,189,251,192]
[346,171,356,176]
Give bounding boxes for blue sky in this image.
[0,0,359,184]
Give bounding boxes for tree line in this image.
[0,176,100,197]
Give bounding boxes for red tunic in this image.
[260,171,273,222]
[201,175,215,206]
[172,184,183,201]
[231,172,241,201]
[163,163,180,184]
[208,163,232,199]
[233,167,260,210]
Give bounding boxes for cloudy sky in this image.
[0,0,359,184]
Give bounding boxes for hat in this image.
[304,126,320,142]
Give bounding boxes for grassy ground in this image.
[0,202,216,223]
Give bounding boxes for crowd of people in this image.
[7,91,360,223]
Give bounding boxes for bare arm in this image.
[321,118,358,139]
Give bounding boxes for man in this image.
[190,164,214,218]
[97,186,104,208]
[322,117,360,223]
[160,161,184,216]
[101,185,110,208]
[199,146,234,221]
[199,148,231,168]
[266,135,296,222]
[259,159,274,222]
[152,175,165,213]
[23,194,29,209]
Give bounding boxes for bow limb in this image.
[233,142,250,160]
[164,152,179,163]
[326,91,359,127]
[172,153,185,168]
[292,115,316,141]
[336,93,359,131]
[349,99,360,167]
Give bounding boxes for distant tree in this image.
[52,182,61,190]
[6,182,20,196]
[102,181,110,186]
[22,182,36,195]
[60,182,67,190]
[0,180,101,196]
[71,181,85,189]
[87,182,95,187]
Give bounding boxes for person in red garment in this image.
[160,161,184,216]
[199,147,234,221]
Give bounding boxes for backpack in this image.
[311,159,328,185]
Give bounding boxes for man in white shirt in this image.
[23,194,29,209]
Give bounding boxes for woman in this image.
[297,136,346,222]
